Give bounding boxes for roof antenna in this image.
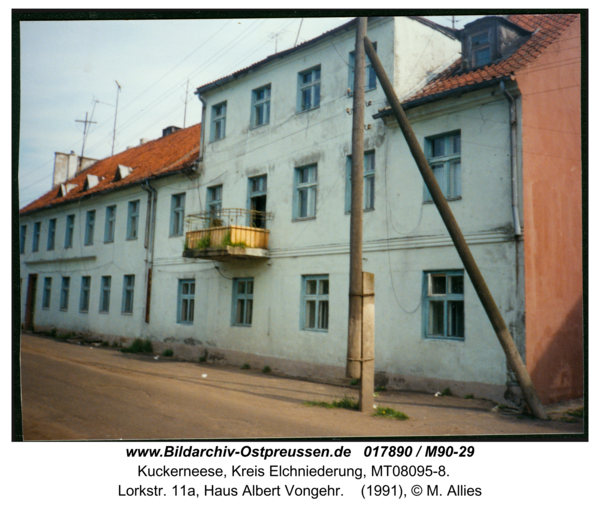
[111,81,121,156]
[294,18,304,47]
[75,100,98,171]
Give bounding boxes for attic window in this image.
[114,164,133,182]
[470,30,492,67]
[82,175,99,191]
[58,183,77,197]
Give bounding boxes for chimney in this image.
[53,151,98,188]
[140,138,150,145]
[162,126,182,137]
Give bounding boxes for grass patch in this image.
[197,234,211,249]
[375,386,387,392]
[222,230,247,248]
[440,387,452,397]
[101,341,110,348]
[162,348,174,357]
[241,363,250,370]
[199,356,207,362]
[262,365,271,374]
[304,396,359,410]
[464,394,474,399]
[566,408,584,419]
[373,406,409,420]
[349,378,359,386]
[120,338,153,354]
[57,331,77,340]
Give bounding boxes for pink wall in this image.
[517,17,583,403]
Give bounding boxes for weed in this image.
[349,378,359,386]
[162,348,174,357]
[199,356,207,362]
[373,406,409,420]
[566,408,584,419]
[120,338,153,354]
[375,386,387,392]
[304,396,359,410]
[241,363,250,370]
[464,394,474,399]
[262,365,271,374]
[101,341,110,347]
[440,387,452,397]
[497,403,508,410]
[222,230,247,248]
[49,328,57,337]
[197,234,211,249]
[57,331,76,340]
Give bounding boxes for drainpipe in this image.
[195,92,207,161]
[500,80,522,237]
[141,179,158,323]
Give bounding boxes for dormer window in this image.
[470,30,492,67]
[58,183,77,197]
[82,174,99,191]
[114,164,133,182]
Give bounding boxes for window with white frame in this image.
[251,85,271,127]
[85,210,96,246]
[122,275,135,314]
[60,276,70,311]
[177,279,195,324]
[424,132,461,202]
[298,66,321,111]
[302,275,329,331]
[42,277,52,309]
[232,278,253,326]
[345,151,376,212]
[127,200,140,240]
[20,225,26,254]
[423,270,465,340]
[294,165,317,220]
[211,101,227,141]
[104,205,116,243]
[47,218,57,251]
[207,186,223,223]
[65,214,75,248]
[32,222,41,252]
[348,43,377,93]
[170,193,185,237]
[99,275,111,313]
[80,276,91,312]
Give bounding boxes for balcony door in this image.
[249,175,267,229]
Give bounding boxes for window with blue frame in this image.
[298,66,321,111]
[99,275,111,313]
[85,210,96,246]
[60,276,70,311]
[345,151,375,212]
[248,176,267,228]
[251,85,271,127]
[232,278,253,326]
[127,200,140,240]
[42,277,52,309]
[105,205,116,243]
[47,218,57,250]
[19,225,26,254]
[424,132,461,202]
[177,279,195,324]
[301,275,329,331]
[80,276,91,312]
[422,270,465,340]
[122,275,135,314]
[348,43,377,93]
[65,214,75,248]
[294,165,317,220]
[207,186,222,224]
[170,193,185,236]
[211,102,227,141]
[32,222,41,252]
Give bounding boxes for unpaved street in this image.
[19,334,583,440]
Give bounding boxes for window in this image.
[423,271,464,340]
[302,275,329,331]
[85,210,96,246]
[127,200,140,240]
[170,193,185,236]
[469,30,492,67]
[20,225,26,254]
[424,132,461,202]
[345,151,376,212]
[104,205,116,243]
[60,276,70,311]
[47,218,56,251]
[65,214,75,248]
[32,222,41,252]
[122,275,135,314]
[42,277,52,309]
[298,66,321,111]
[251,85,271,127]
[232,278,253,326]
[248,176,267,228]
[211,101,227,141]
[294,165,317,220]
[80,276,91,312]
[177,279,195,324]
[99,276,111,313]
[207,186,223,223]
[349,44,377,93]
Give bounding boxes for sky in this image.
[17,13,483,208]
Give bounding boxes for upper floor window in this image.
[47,218,57,251]
[423,270,464,340]
[248,175,267,228]
[19,225,26,254]
[349,43,377,93]
[32,222,41,252]
[84,210,96,246]
[232,278,253,326]
[251,85,271,127]
[170,193,186,237]
[424,132,461,203]
[298,66,321,112]
[470,29,492,67]
[127,200,140,240]
[294,164,317,220]
[207,186,223,223]
[104,205,116,243]
[301,275,329,332]
[345,151,376,213]
[65,214,75,248]
[211,101,227,141]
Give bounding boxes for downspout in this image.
[195,91,207,161]
[141,179,158,323]
[500,80,522,237]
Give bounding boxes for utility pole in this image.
[347,17,374,413]
[183,78,189,128]
[111,81,121,156]
[364,36,548,420]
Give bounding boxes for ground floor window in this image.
[80,276,91,312]
[122,275,135,314]
[302,275,329,331]
[42,277,52,309]
[178,279,195,324]
[100,276,111,313]
[232,278,253,326]
[423,270,464,340]
[60,277,70,311]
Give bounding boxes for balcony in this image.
[183,208,273,261]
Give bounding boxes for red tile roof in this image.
[20,124,200,216]
[403,14,579,104]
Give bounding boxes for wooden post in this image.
[364,36,547,420]
[359,272,375,412]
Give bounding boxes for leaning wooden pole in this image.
[364,37,547,420]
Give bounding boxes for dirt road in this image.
[19,334,583,440]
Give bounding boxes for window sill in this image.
[59,308,68,312]
[99,311,109,314]
[424,336,465,342]
[345,208,375,215]
[250,122,269,130]
[292,216,316,222]
[79,310,89,314]
[121,312,133,316]
[302,328,328,333]
[126,237,138,241]
[297,106,320,114]
[169,233,184,238]
[177,322,194,326]
[209,137,226,143]
[104,240,114,244]
[423,196,462,204]
[232,323,252,328]
[347,87,377,97]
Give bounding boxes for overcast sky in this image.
[17,13,483,208]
